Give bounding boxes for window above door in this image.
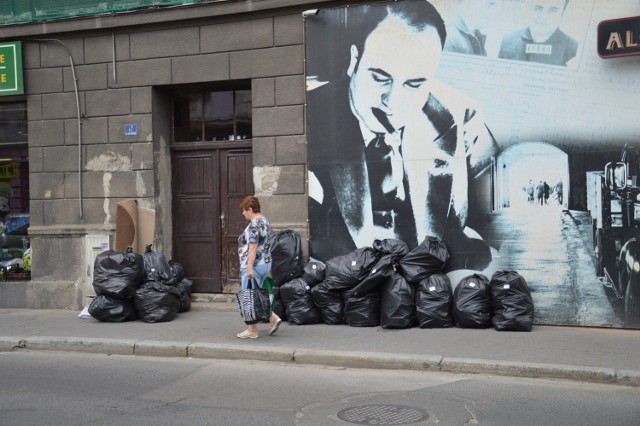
[172,84,251,144]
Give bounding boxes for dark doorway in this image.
[171,146,253,293]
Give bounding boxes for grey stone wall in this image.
[17,5,309,307]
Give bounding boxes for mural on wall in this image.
[305,0,640,329]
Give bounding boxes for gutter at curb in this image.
[1,336,638,387]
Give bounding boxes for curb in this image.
[1,336,638,387]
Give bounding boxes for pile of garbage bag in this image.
[88,245,193,323]
[275,231,534,332]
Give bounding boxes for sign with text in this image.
[597,15,640,58]
[0,41,24,96]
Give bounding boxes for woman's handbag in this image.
[236,278,271,324]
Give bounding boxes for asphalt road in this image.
[1,351,638,426]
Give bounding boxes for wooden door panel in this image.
[220,149,254,293]
[172,151,220,293]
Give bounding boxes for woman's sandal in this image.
[236,330,258,339]
[269,317,282,336]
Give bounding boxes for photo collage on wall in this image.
[305,0,640,329]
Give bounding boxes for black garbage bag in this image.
[490,270,534,331]
[415,273,454,328]
[280,278,322,325]
[92,247,145,299]
[88,294,138,322]
[169,260,185,283]
[351,255,397,297]
[177,278,193,296]
[134,281,181,323]
[343,288,381,327]
[372,238,410,257]
[270,230,304,286]
[324,247,379,291]
[380,272,415,329]
[310,281,344,325]
[303,260,326,286]
[453,274,492,328]
[143,245,176,285]
[272,286,287,322]
[398,236,450,284]
[176,284,191,313]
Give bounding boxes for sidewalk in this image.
[1,307,639,387]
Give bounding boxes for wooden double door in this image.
[171,146,253,293]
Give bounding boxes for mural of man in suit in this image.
[307,0,498,270]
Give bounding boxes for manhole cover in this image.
[337,404,429,425]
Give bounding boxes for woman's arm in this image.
[246,242,257,279]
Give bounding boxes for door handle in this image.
[220,212,226,228]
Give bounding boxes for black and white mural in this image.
[306,0,640,328]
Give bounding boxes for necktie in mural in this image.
[365,133,405,229]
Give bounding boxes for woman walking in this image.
[236,195,282,338]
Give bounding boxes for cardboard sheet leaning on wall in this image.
[115,199,155,254]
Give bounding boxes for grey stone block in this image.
[42,146,80,173]
[29,200,44,226]
[276,135,306,165]
[108,58,172,88]
[131,87,153,114]
[0,337,21,351]
[171,53,230,84]
[440,357,618,385]
[29,120,65,147]
[27,95,42,121]
[252,137,276,166]
[131,27,199,59]
[188,343,294,363]
[84,144,133,172]
[253,105,304,137]
[85,34,131,64]
[275,14,303,46]
[131,142,154,170]
[81,170,154,198]
[274,165,306,194]
[30,172,66,199]
[24,68,63,94]
[86,88,131,117]
[201,18,273,53]
[252,78,275,108]
[41,39,84,67]
[260,194,308,223]
[29,147,44,173]
[294,349,442,371]
[43,93,83,120]
[64,63,108,91]
[25,337,135,356]
[108,114,152,143]
[0,282,28,309]
[276,75,305,106]
[230,45,304,79]
[41,199,82,225]
[134,341,189,358]
[65,117,109,146]
[22,42,41,69]
[31,235,83,278]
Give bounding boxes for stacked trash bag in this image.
[88,245,193,323]
[270,230,535,332]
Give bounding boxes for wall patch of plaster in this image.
[103,173,112,224]
[86,152,132,172]
[254,166,280,195]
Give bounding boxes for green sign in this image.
[0,41,24,96]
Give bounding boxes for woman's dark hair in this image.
[239,195,261,213]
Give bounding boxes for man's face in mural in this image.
[347,14,442,135]
[529,0,567,41]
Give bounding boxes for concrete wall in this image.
[2,2,314,309]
